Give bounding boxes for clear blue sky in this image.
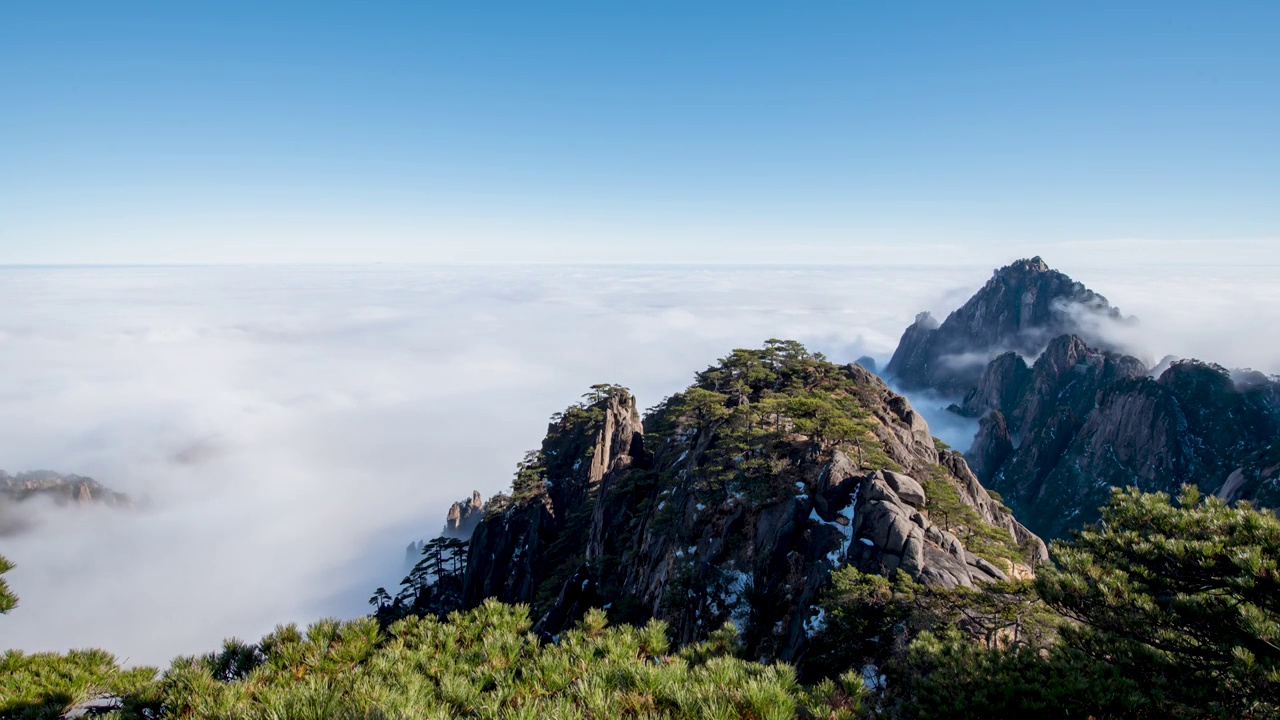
[2,1,1277,264]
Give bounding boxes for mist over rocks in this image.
[3,263,987,664]
[0,470,130,507]
[885,257,1125,395]
[885,257,1280,539]
[402,492,483,570]
[0,471,130,536]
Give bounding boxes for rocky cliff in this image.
[964,344,1280,537]
[1217,439,1280,507]
[403,491,487,572]
[454,342,1044,663]
[887,258,1280,539]
[443,491,484,538]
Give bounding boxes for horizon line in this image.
[2,259,1277,269]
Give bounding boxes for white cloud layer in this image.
[0,262,1275,664]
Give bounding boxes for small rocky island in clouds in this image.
[0,470,130,536]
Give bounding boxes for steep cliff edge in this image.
[458,342,1044,663]
[887,257,1280,539]
[973,357,1278,537]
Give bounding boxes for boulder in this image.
[881,471,927,508]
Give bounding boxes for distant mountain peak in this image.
[911,311,939,329]
[885,257,1280,539]
[886,256,1120,394]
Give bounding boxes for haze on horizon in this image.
[2,2,1278,266]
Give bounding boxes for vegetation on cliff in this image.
[454,341,1042,664]
[3,486,1277,718]
[803,486,1280,719]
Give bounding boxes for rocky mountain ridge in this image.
[886,258,1280,539]
[0,470,131,536]
[416,342,1044,663]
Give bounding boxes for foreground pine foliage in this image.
[1,602,864,719]
[0,649,160,719]
[1039,486,1280,718]
[863,486,1280,720]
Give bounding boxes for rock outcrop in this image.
[454,343,1044,663]
[462,386,646,611]
[0,471,130,536]
[0,470,129,506]
[886,257,1280,539]
[443,491,484,539]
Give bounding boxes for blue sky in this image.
[2,1,1277,264]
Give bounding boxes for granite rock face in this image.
[454,348,1044,663]
[443,491,485,539]
[403,490,488,571]
[886,257,1280,539]
[988,360,1280,538]
[462,387,646,611]
[968,411,1013,482]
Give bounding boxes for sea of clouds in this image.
[0,261,1276,664]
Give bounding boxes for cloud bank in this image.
[0,262,1274,664]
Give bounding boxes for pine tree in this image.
[1038,485,1280,718]
[0,554,15,614]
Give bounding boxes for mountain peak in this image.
[885,259,1280,540]
[1001,256,1051,275]
[886,256,1119,393]
[406,342,1045,662]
